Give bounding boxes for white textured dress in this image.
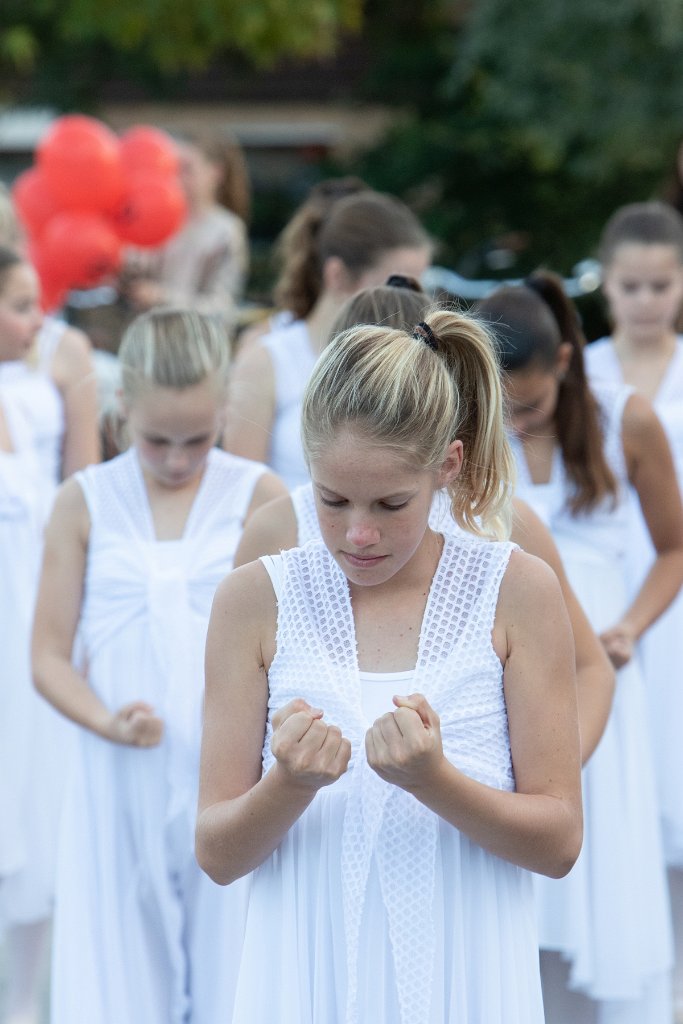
[231,534,545,1024]
[585,337,683,865]
[50,447,265,1024]
[261,319,317,489]
[509,380,673,1021]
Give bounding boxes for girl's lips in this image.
[342,552,388,568]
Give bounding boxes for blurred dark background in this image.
[3,0,683,338]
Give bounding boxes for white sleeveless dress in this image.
[50,447,265,1024]
[0,316,66,514]
[586,337,683,865]
[261,319,317,489]
[509,380,673,1021]
[0,396,44,892]
[0,323,74,928]
[231,535,545,1024]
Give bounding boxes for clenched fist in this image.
[366,693,444,790]
[106,701,164,747]
[271,698,352,792]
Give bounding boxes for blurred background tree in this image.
[3,0,683,315]
[345,0,683,281]
[0,0,361,107]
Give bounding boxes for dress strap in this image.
[260,553,285,602]
[36,316,66,372]
[291,483,319,546]
[73,465,98,522]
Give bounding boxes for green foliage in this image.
[0,0,362,81]
[5,0,683,297]
[450,0,683,179]
[341,0,683,278]
[0,26,38,73]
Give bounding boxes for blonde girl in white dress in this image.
[234,280,614,767]
[0,249,50,1024]
[0,401,45,1024]
[0,182,100,493]
[0,190,99,1022]
[479,272,683,1024]
[197,309,583,1024]
[31,308,286,1024]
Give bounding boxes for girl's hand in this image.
[271,699,352,792]
[365,693,445,791]
[107,701,165,747]
[599,623,636,669]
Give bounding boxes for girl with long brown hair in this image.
[480,272,683,1024]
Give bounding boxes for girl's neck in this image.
[138,458,208,542]
[305,293,348,355]
[187,197,217,219]
[610,327,678,400]
[518,430,557,485]
[611,325,678,360]
[348,528,444,673]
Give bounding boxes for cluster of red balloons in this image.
[12,115,188,311]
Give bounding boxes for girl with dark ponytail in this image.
[221,184,432,489]
[479,272,683,1024]
[484,272,617,514]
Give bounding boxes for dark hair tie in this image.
[385,273,423,293]
[413,320,439,351]
[523,274,544,297]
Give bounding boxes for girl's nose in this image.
[166,446,189,471]
[346,520,380,549]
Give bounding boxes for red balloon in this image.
[111,172,187,247]
[39,277,68,314]
[36,211,122,290]
[37,115,124,213]
[27,241,69,311]
[120,126,180,178]
[12,168,61,239]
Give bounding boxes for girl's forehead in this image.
[126,377,224,415]
[607,241,683,272]
[310,429,427,489]
[505,365,555,394]
[0,262,35,295]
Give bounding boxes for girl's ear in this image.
[556,342,573,380]
[321,255,354,296]
[116,389,129,420]
[215,397,228,435]
[438,439,464,488]
[207,157,224,194]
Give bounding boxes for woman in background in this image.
[123,129,251,325]
[222,188,432,488]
